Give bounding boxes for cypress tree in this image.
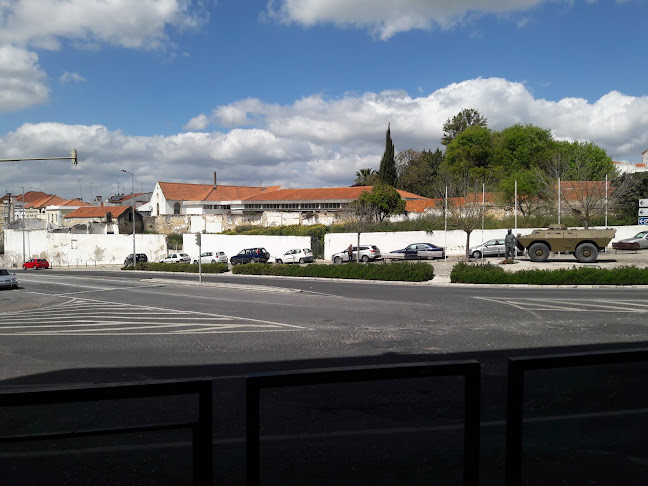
[378,123,397,186]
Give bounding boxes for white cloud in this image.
[0,0,204,50]
[3,77,648,199]
[59,71,85,84]
[0,44,49,110]
[183,114,209,131]
[266,0,547,39]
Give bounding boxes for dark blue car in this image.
[389,243,445,260]
[230,247,270,265]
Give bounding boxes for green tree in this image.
[442,108,488,146]
[612,172,648,224]
[378,124,397,186]
[498,168,552,220]
[352,184,406,222]
[398,148,444,197]
[490,124,555,174]
[442,125,494,179]
[354,168,377,186]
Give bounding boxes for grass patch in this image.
[121,262,229,274]
[451,262,648,285]
[232,262,435,282]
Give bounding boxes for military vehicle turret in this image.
[516,224,616,263]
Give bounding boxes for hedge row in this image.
[232,262,435,282]
[122,262,230,274]
[450,262,648,285]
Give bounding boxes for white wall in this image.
[183,234,311,261]
[3,230,167,267]
[324,225,645,259]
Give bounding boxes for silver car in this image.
[613,231,648,250]
[0,268,18,289]
[161,253,191,263]
[331,245,381,264]
[193,251,228,264]
[275,248,314,264]
[469,239,523,259]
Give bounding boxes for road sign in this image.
[639,208,648,216]
[640,199,648,207]
[639,217,648,225]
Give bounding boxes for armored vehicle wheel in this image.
[528,242,550,262]
[575,242,598,263]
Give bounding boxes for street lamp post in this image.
[120,169,136,267]
[20,186,25,267]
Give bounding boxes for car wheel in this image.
[361,255,369,263]
[334,256,342,264]
[276,259,283,264]
[575,242,598,263]
[299,258,305,264]
[528,242,550,262]
[472,251,482,259]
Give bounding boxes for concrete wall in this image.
[3,230,167,268]
[324,225,645,260]
[183,233,312,262]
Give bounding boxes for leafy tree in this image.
[490,124,555,174]
[398,148,444,197]
[352,184,406,222]
[498,168,553,220]
[354,168,377,186]
[442,108,488,146]
[378,124,397,186]
[547,141,618,228]
[612,172,648,224]
[442,125,493,179]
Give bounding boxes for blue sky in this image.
[1,0,647,200]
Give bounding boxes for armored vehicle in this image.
[516,224,616,263]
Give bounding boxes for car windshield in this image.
[0,269,9,275]
[635,232,648,238]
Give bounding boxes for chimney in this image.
[213,171,217,189]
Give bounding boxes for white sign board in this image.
[640,199,648,207]
[639,208,648,217]
[640,217,648,225]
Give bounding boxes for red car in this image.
[23,258,50,270]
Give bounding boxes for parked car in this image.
[160,253,191,263]
[331,245,381,264]
[230,248,270,265]
[193,251,228,264]
[469,239,523,259]
[389,242,445,260]
[612,231,648,250]
[124,253,148,266]
[275,248,314,264]
[0,268,18,289]
[23,258,49,270]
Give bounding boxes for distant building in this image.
[64,206,143,234]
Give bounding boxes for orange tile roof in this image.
[17,191,50,203]
[64,206,131,218]
[245,186,430,202]
[158,182,280,202]
[60,199,92,207]
[26,195,65,208]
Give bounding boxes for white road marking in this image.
[0,297,308,335]
[474,296,648,314]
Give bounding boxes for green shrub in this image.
[124,262,229,274]
[451,262,648,285]
[232,262,435,282]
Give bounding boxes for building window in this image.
[173,203,181,215]
[156,203,160,215]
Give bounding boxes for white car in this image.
[193,251,228,264]
[0,268,18,289]
[161,253,191,263]
[274,248,314,264]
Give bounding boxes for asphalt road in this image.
[1,269,648,485]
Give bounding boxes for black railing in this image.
[506,348,648,486]
[0,378,213,486]
[246,361,481,486]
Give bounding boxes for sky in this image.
[1,0,648,201]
